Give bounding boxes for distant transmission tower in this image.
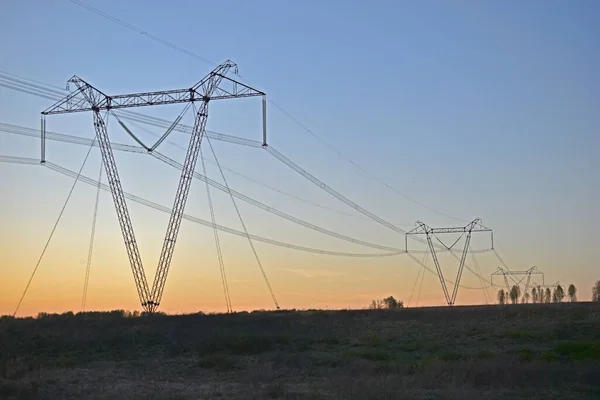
[41,60,267,313]
[405,218,493,306]
[491,266,544,297]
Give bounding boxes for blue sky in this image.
[1,0,599,314]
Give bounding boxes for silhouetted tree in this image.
[509,285,521,304]
[592,281,600,302]
[567,284,577,302]
[369,299,384,309]
[383,296,404,309]
[523,292,530,304]
[497,289,506,305]
[553,285,565,303]
[370,296,404,309]
[544,287,552,303]
[531,287,538,303]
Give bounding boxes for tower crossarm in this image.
[42,62,264,115]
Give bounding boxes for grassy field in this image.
[1,302,599,399]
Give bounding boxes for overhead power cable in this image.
[1,120,490,258]
[12,126,98,316]
[492,248,512,272]
[81,162,102,312]
[0,76,461,235]
[408,251,428,307]
[1,155,491,292]
[152,151,402,252]
[406,252,491,291]
[470,246,491,304]
[205,135,280,310]
[416,252,427,306]
[264,99,465,222]
[41,160,400,258]
[265,146,408,236]
[200,144,232,312]
[0,155,40,165]
[65,0,463,222]
[1,120,405,253]
[68,0,216,66]
[0,118,390,230]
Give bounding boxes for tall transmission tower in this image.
[405,218,493,306]
[491,266,544,297]
[41,60,267,313]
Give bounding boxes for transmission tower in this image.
[41,60,266,313]
[405,218,493,306]
[491,266,544,297]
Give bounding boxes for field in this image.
[1,302,600,399]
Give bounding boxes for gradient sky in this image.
[1,0,599,316]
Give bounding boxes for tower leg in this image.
[92,110,152,311]
[450,230,473,305]
[149,100,211,310]
[426,234,451,306]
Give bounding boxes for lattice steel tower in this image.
[405,218,493,306]
[41,60,266,313]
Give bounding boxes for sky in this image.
[1,0,599,316]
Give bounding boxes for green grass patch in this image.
[550,341,600,361]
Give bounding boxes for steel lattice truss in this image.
[41,60,266,313]
[491,266,544,297]
[406,218,493,306]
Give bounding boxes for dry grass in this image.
[1,302,599,399]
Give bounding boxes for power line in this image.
[0,75,452,232]
[205,135,280,310]
[265,99,465,222]
[1,117,407,254]
[1,119,490,259]
[13,125,98,316]
[416,253,427,306]
[65,0,463,223]
[1,155,407,259]
[0,69,416,226]
[200,144,232,313]
[81,161,102,312]
[68,0,215,66]
[408,251,428,307]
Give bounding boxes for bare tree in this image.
[509,285,521,304]
[497,289,506,305]
[523,292,530,304]
[544,287,552,303]
[531,287,538,303]
[369,299,383,309]
[567,284,577,302]
[593,281,600,302]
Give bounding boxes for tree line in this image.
[368,280,600,309]
[498,280,600,305]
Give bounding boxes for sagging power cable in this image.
[12,118,100,316]
[81,162,102,312]
[205,135,280,310]
[200,144,232,312]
